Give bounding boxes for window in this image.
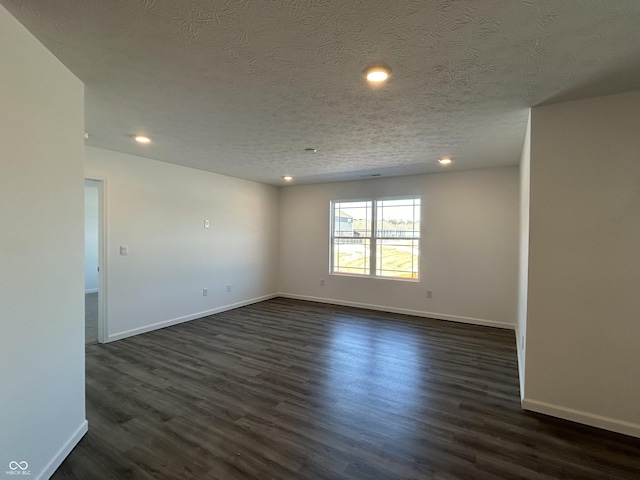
[331,196,421,279]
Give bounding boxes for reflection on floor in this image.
[85,292,98,344]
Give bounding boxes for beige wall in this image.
[85,147,280,341]
[0,4,87,477]
[524,90,640,437]
[279,168,520,328]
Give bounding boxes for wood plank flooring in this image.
[53,298,640,479]
[85,292,98,344]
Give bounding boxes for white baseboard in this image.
[106,293,279,342]
[278,293,515,330]
[37,420,88,480]
[522,398,640,438]
[84,288,98,294]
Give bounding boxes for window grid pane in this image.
[333,239,370,275]
[334,201,372,238]
[376,239,419,279]
[376,198,420,239]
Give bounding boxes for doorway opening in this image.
[84,178,106,343]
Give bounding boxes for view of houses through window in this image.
[331,196,421,279]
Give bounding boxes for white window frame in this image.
[330,195,421,280]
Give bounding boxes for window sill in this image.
[330,272,420,283]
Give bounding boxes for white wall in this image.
[85,147,280,341]
[279,168,520,328]
[517,112,531,395]
[84,181,99,293]
[524,90,640,437]
[0,4,87,479]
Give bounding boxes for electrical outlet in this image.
[202,288,208,297]
[426,290,433,298]
[320,279,325,286]
[204,220,210,228]
[226,284,231,293]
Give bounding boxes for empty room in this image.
[1,1,639,479]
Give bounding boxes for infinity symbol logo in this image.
[8,461,28,471]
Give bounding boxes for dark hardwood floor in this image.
[53,298,640,479]
[85,292,98,344]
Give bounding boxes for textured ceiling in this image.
[3,0,640,185]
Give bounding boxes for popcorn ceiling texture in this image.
[4,0,640,184]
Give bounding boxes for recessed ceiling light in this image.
[438,157,453,165]
[364,65,392,83]
[135,135,151,144]
[283,176,293,182]
[304,148,317,153]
